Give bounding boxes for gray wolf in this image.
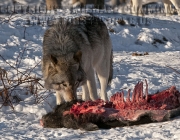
[130,0,180,16]
[42,16,113,105]
[110,0,180,16]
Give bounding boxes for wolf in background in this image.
[131,0,180,16]
[111,0,180,16]
[42,16,113,105]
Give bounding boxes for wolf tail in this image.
[108,50,113,85]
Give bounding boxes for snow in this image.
[0,1,180,139]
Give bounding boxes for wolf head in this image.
[42,51,86,100]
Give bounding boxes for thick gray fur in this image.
[42,16,113,104]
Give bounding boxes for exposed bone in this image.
[132,82,139,102]
[116,81,148,104]
[145,79,148,101]
[140,82,143,99]
[169,86,176,94]
[135,83,140,102]
[111,80,180,110]
[131,87,135,102]
[121,91,125,103]
[126,89,131,103]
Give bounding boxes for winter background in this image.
[0,0,180,139]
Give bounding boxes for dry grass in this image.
[0,49,52,110]
[0,13,55,110]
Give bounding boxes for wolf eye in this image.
[56,83,61,85]
[62,83,67,87]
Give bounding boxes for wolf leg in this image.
[56,91,64,105]
[163,0,172,16]
[82,83,90,101]
[170,0,180,15]
[96,61,110,101]
[110,0,118,8]
[131,0,142,15]
[86,67,98,101]
[97,74,108,101]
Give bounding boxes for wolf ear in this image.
[50,55,58,66]
[74,51,82,62]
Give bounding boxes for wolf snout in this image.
[63,87,77,102]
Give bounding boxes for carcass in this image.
[41,80,180,131]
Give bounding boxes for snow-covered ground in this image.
[1,1,180,139]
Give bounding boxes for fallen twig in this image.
[166,65,180,75]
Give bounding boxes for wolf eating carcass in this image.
[42,16,113,105]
